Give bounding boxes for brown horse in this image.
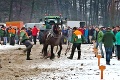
[42,28,63,60]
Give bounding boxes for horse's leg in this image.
[50,45,55,59]
[57,44,62,58]
[43,44,48,58]
[40,44,44,54]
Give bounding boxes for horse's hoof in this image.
[65,53,67,56]
[57,55,60,58]
[50,57,54,60]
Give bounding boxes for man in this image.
[67,27,84,60]
[20,27,33,60]
[88,27,94,43]
[84,27,89,43]
[62,27,68,44]
[0,26,4,45]
[115,26,120,60]
[53,24,59,35]
[8,27,16,45]
[32,26,38,45]
[26,27,32,42]
[95,27,104,58]
[102,28,116,65]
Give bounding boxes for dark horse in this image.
[42,25,62,59]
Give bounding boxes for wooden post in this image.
[97,55,101,66]
[93,48,98,56]
[0,59,2,68]
[99,65,106,79]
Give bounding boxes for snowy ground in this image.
[0,43,120,80]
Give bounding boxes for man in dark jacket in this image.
[102,27,116,65]
[26,27,32,42]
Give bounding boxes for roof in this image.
[45,16,60,19]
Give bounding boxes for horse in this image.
[42,26,63,60]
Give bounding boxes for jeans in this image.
[89,36,92,43]
[116,45,120,60]
[105,47,112,62]
[115,45,118,57]
[96,41,104,57]
[84,36,88,43]
[3,37,7,45]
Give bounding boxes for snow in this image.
[0,44,25,50]
[0,44,120,80]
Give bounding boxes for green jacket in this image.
[115,31,120,45]
[20,30,29,42]
[102,31,116,47]
[97,30,104,42]
[71,30,84,43]
[0,29,4,37]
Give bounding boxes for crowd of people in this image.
[0,25,38,45]
[0,25,120,64]
[67,26,120,65]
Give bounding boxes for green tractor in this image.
[44,16,63,29]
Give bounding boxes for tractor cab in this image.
[44,16,62,29]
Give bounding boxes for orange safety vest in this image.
[74,30,82,36]
[8,28,16,34]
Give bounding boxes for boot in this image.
[67,57,73,59]
[106,62,110,65]
[77,51,81,60]
[26,52,32,60]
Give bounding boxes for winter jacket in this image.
[88,29,94,36]
[78,28,84,35]
[32,27,38,36]
[26,30,32,36]
[84,29,88,37]
[71,30,84,43]
[0,29,4,37]
[93,31,104,42]
[97,30,104,42]
[102,30,116,47]
[115,31,120,45]
[20,30,29,42]
[8,28,16,37]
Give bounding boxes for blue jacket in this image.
[84,29,88,37]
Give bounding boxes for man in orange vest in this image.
[67,27,84,60]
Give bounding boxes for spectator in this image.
[84,27,89,43]
[88,27,94,43]
[102,28,116,65]
[95,27,104,58]
[62,28,68,44]
[26,27,32,42]
[0,26,5,45]
[115,26,120,60]
[32,26,38,45]
[8,27,16,45]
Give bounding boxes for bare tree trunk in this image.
[9,0,13,21]
[29,0,35,22]
[18,0,22,20]
[110,0,115,26]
